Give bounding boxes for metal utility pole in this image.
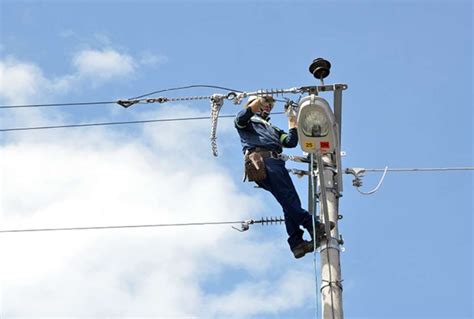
[317,152,344,319]
[298,58,346,319]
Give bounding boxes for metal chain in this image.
[210,95,225,157]
[162,95,212,102]
[117,95,215,107]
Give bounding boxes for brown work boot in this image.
[291,240,315,259]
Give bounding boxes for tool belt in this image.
[243,148,280,182]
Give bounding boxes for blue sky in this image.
[0,1,472,318]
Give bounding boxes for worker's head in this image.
[246,95,275,119]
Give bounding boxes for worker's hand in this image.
[288,113,297,129]
[284,100,298,129]
[249,96,275,114]
[248,98,262,113]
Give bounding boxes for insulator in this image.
[255,216,285,226]
[309,58,331,80]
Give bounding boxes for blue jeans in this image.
[256,157,314,249]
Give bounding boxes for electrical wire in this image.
[0,101,117,109]
[290,166,474,175]
[129,84,243,99]
[344,166,473,195]
[0,112,286,132]
[357,166,389,195]
[362,167,474,173]
[309,154,321,319]
[0,115,231,132]
[0,85,243,109]
[0,220,248,234]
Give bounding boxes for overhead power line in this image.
[341,166,474,196]
[0,115,231,132]
[289,166,474,176]
[0,101,117,109]
[0,85,242,109]
[0,221,243,233]
[0,216,285,234]
[358,167,474,173]
[0,112,285,132]
[129,84,243,99]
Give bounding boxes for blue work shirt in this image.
[235,107,298,153]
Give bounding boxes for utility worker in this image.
[235,95,328,258]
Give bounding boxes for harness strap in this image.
[249,148,280,159]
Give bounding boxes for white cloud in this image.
[0,49,160,129]
[0,58,72,130]
[0,58,71,105]
[207,269,314,317]
[0,103,315,318]
[0,49,314,317]
[72,49,136,81]
[0,60,42,102]
[0,48,148,105]
[0,47,167,106]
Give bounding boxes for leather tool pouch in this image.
[244,152,267,182]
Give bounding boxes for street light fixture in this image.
[297,95,338,154]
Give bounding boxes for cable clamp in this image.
[320,279,344,293]
[117,99,139,108]
[345,166,389,195]
[231,216,285,232]
[232,220,253,232]
[345,167,366,187]
[232,93,246,105]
